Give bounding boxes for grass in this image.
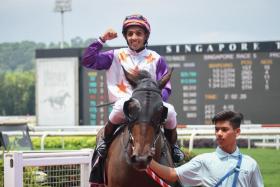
[191,148,280,187]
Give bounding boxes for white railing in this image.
[177,125,280,151]
[4,149,94,187]
[28,125,280,151]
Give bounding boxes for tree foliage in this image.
[0,41,44,73]
[0,37,96,115]
[0,71,35,115]
[0,37,95,72]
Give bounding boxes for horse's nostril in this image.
[131,155,137,163]
[147,155,152,163]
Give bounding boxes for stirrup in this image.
[172,144,185,163]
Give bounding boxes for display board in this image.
[36,57,79,126]
[79,68,111,125]
[80,41,280,125]
[158,41,280,124]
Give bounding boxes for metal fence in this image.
[4,150,94,187]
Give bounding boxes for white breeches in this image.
[109,97,177,129]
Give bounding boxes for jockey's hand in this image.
[100,28,118,42]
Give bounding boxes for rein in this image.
[145,167,171,187]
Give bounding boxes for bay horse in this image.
[95,68,180,187]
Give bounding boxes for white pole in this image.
[54,0,71,48]
[276,135,279,150]
[4,152,23,187]
[189,131,197,152]
[61,11,64,48]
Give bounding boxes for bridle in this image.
[123,80,166,157]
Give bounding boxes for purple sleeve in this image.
[82,40,114,70]
[156,56,171,102]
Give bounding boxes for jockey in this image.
[82,14,184,163]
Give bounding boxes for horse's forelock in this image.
[136,70,152,80]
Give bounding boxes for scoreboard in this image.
[80,68,111,126]
[80,41,280,125]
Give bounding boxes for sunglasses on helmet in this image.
[125,14,145,21]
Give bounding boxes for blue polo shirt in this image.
[175,147,263,187]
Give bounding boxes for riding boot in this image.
[95,121,120,158]
[164,128,185,163]
[90,121,120,184]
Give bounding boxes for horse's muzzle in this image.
[130,150,154,170]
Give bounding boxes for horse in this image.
[94,67,179,187]
[44,91,70,109]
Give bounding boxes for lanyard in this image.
[214,154,242,187]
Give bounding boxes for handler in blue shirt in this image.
[150,110,264,187]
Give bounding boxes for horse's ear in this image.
[158,67,174,90]
[123,99,131,119]
[122,66,138,88]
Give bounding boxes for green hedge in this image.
[31,136,96,150]
[31,136,196,163]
